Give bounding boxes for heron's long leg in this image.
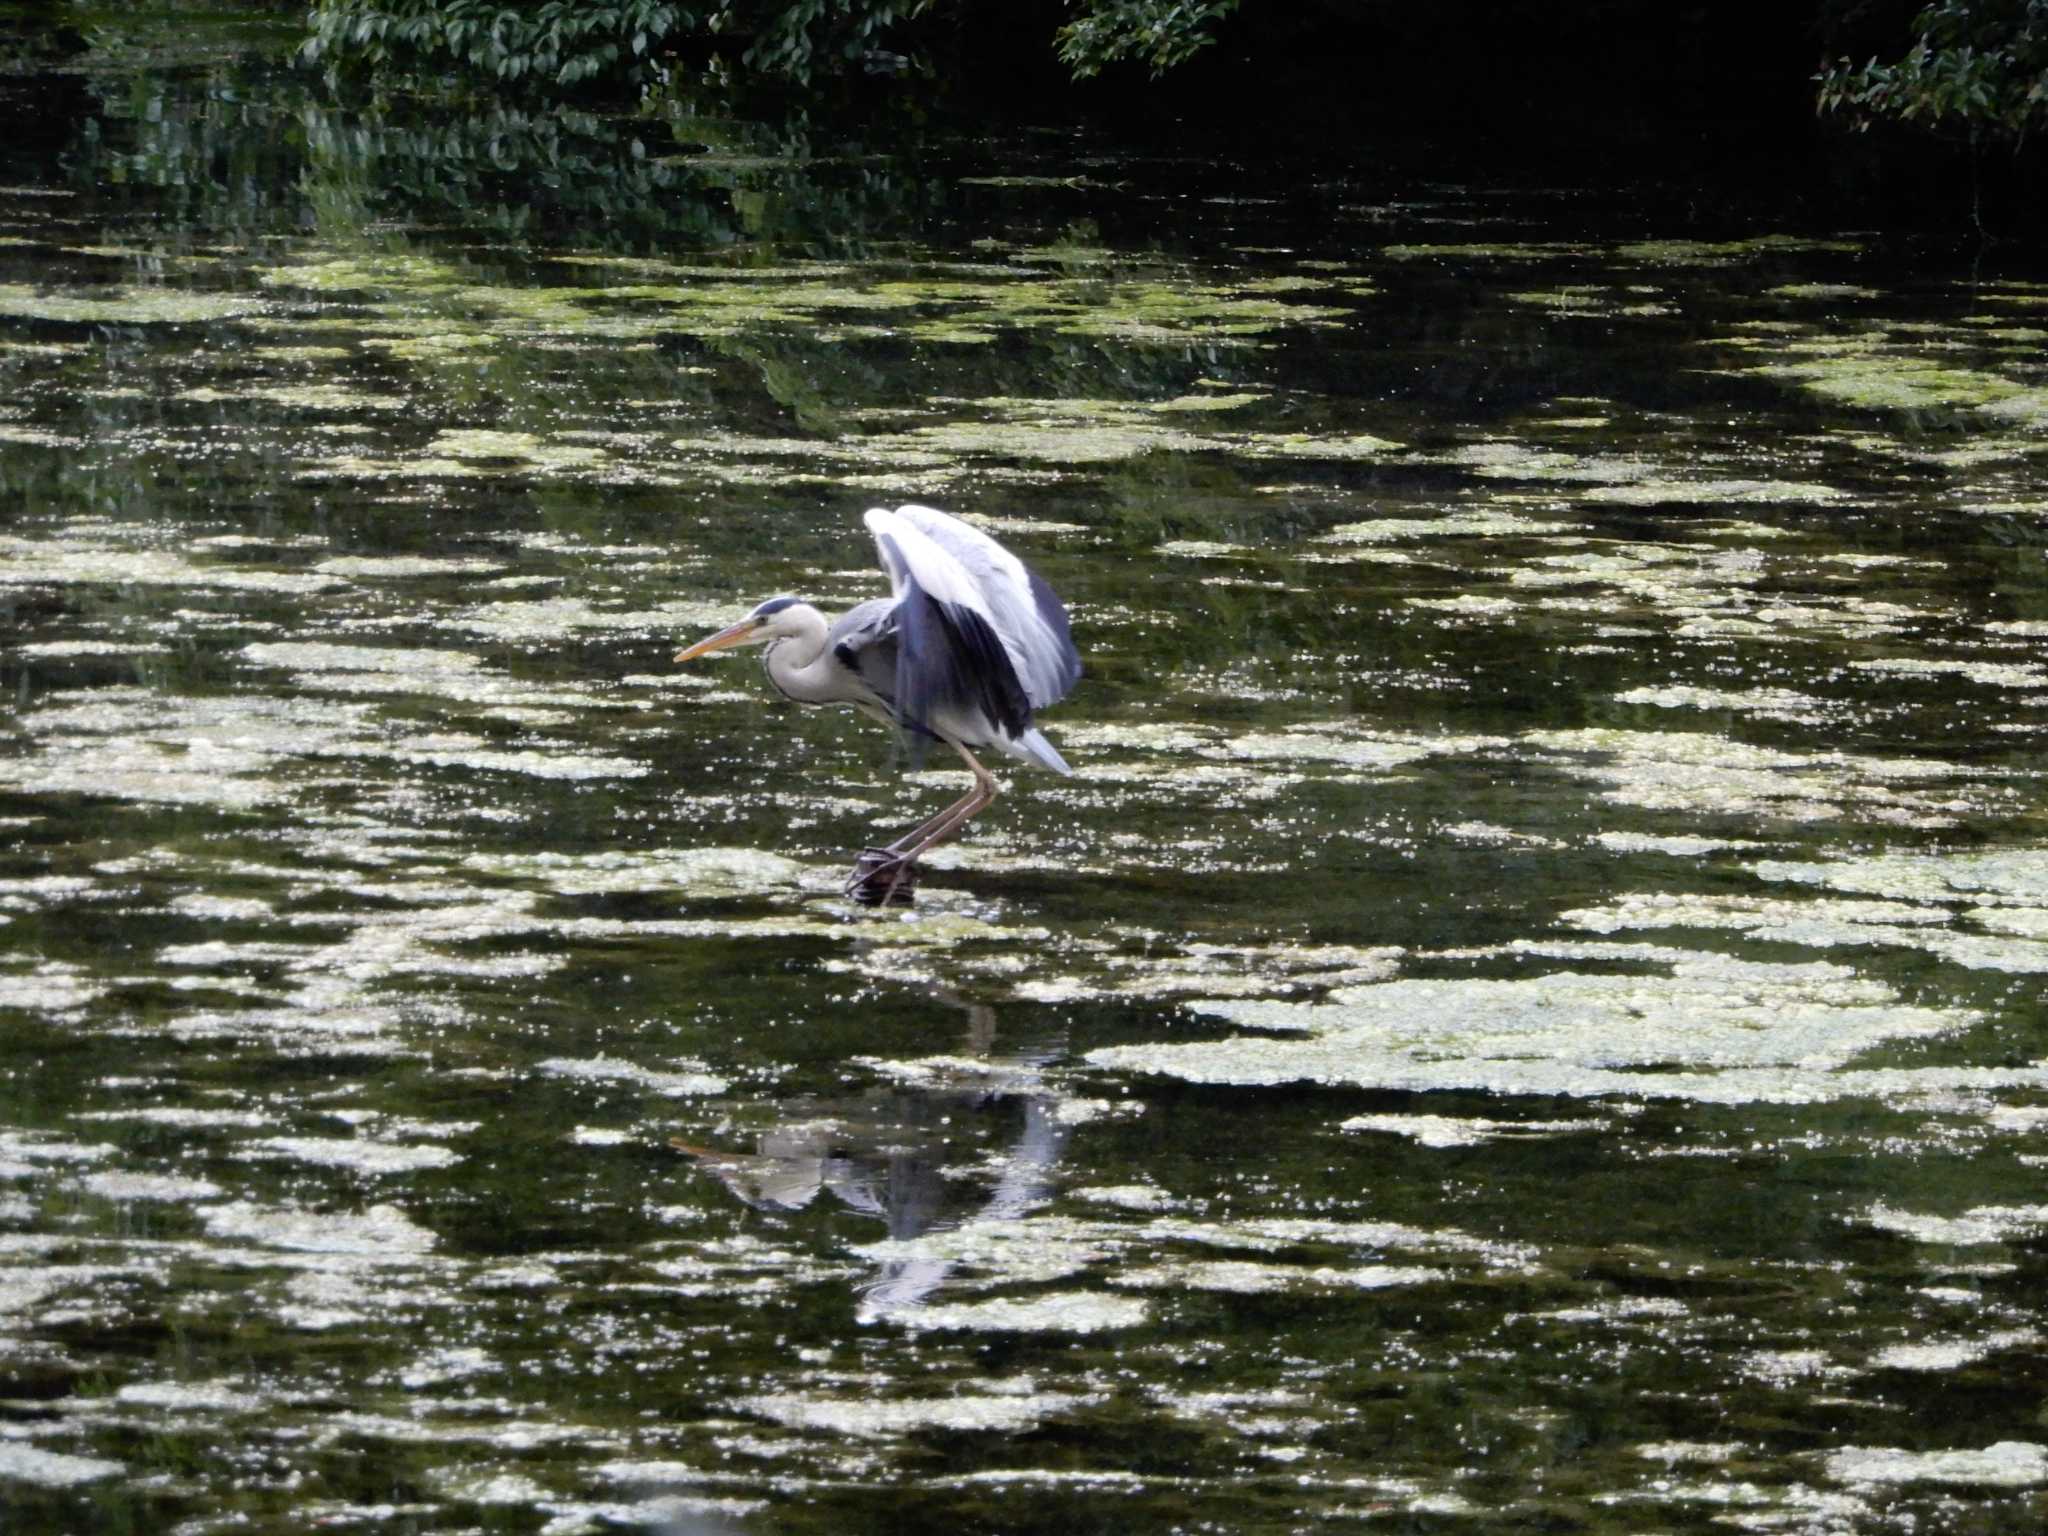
[910,742,998,851]
[844,786,975,896]
[849,743,999,903]
[875,790,979,858]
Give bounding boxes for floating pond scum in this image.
[8,30,2048,1536]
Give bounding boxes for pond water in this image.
[7,16,2048,1536]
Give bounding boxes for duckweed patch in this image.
[463,847,807,897]
[1341,1112,1605,1147]
[736,1388,1093,1439]
[886,1292,1151,1333]
[0,282,268,324]
[1320,508,1578,543]
[252,252,1356,354]
[1736,346,2038,419]
[1770,283,1882,300]
[1379,241,1595,262]
[1826,1443,2048,1488]
[0,1445,127,1488]
[0,536,346,595]
[1578,477,1847,506]
[1615,235,1862,265]
[178,382,404,413]
[1525,728,1999,827]
[1093,947,1984,1105]
[1507,286,1675,318]
[1612,684,1837,723]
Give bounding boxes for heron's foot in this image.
[847,847,917,907]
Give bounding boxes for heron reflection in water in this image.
[674,997,1068,1323]
[674,504,1081,906]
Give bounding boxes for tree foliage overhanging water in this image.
[134,0,2041,237]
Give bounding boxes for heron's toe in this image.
[846,849,917,906]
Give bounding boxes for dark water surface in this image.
[7,15,2048,1535]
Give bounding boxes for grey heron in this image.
[673,504,1082,905]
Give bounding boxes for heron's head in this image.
[673,597,807,663]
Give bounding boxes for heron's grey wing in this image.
[826,598,903,718]
[863,505,1081,712]
[864,514,1035,744]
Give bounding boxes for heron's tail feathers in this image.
[1012,727,1072,776]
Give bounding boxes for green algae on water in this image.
[1091,946,1986,1106]
[0,282,267,324]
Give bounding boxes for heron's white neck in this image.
[759,605,841,705]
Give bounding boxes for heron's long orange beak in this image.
[673,618,761,664]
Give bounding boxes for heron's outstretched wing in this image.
[863,504,1081,719]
